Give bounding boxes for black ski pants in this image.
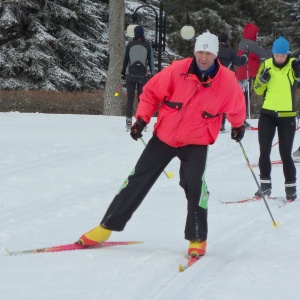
[100,134,209,242]
[258,112,296,183]
[125,75,148,119]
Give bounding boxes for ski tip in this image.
[128,241,144,245]
[4,248,23,256]
[4,248,11,256]
[219,201,228,204]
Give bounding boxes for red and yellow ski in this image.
[5,241,143,256]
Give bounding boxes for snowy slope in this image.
[1,113,300,300]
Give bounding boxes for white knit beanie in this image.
[194,31,219,56]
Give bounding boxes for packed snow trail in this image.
[1,113,300,300]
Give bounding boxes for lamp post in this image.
[127,0,195,72]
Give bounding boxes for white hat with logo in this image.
[194,30,219,56]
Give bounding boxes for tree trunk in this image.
[103,0,125,116]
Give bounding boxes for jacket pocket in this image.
[202,111,219,118]
[165,101,183,111]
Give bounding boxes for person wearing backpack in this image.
[121,25,156,130]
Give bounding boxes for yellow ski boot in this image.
[77,225,112,246]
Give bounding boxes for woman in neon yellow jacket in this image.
[253,36,300,201]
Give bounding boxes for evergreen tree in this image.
[0,0,109,91]
[275,0,300,52]
[0,0,298,94]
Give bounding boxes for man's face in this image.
[195,51,216,71]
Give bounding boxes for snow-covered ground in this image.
[1,112,300,300]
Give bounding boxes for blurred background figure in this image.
[218,32,248,132]
[235,23,272,128]
[121,25,156,131]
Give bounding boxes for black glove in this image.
[292,59,300,78]
[244,45,250,57]
[231,125,245,142]
[241,54,248,64]
[259,67,271,84]
[130,117,147,141]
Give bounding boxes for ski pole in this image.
[114,82,122,97]
[238,141,279,228]
[246,59,251,127]
[140,137,174,179]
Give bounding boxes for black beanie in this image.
[218,32,229,43]
[134,25,144,37]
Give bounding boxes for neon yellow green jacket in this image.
[254,57,298,113]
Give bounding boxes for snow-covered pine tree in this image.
[0,0,298,94]
[0,0,109,91]
[274,0,300,52]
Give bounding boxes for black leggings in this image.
[258,113,296,183]
[101,135,209,241]
[125,75,148,119]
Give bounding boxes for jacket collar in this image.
[272,55,290,69]
[187,56,220,82]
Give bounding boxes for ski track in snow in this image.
[1,113,300,300]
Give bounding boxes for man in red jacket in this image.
[77,31,246,259]
[236,23,272,128]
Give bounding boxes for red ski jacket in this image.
[235,23,272,80]
[136,58,245,147]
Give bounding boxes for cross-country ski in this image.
[220,196,285,204]
[250,159,300,168]
[5,241,143,256]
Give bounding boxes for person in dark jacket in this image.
[235,23,272,128]
[218,32,248,132]
[218,32,247,71]
[121,25,156,131]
